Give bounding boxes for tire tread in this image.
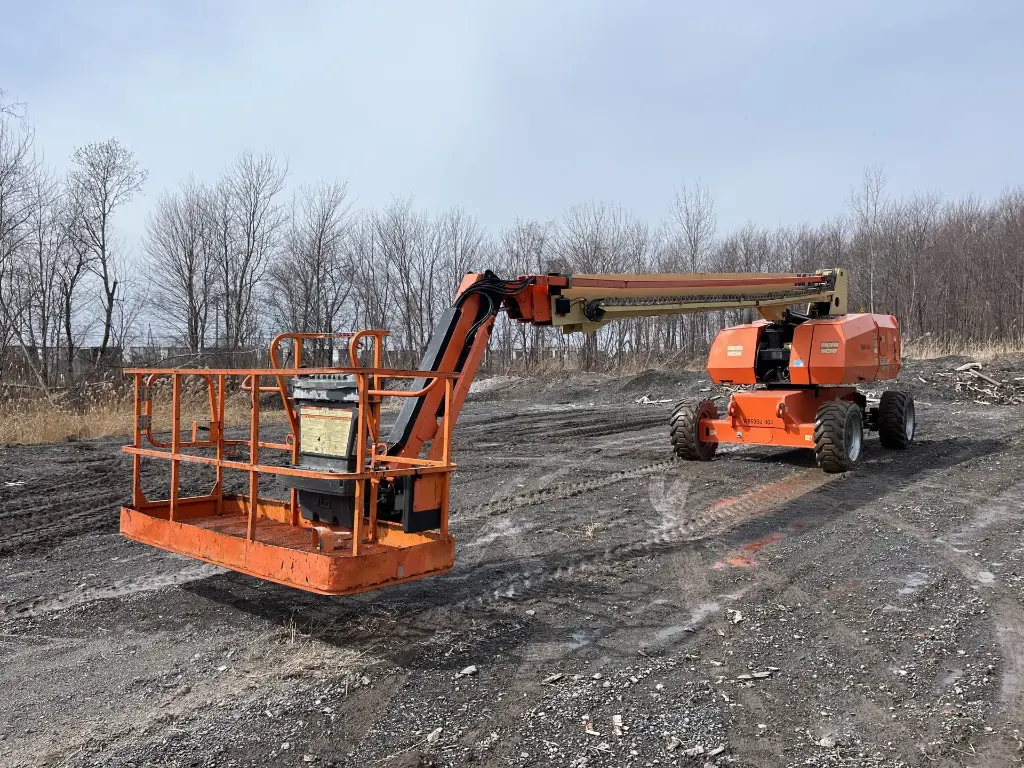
[670,399,717,461]
[814,400,861,473]
[878,390,914,449]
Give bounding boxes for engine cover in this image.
[707,313,902,387]
[789,313,901,385]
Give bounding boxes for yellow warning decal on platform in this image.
[301,406,353,456]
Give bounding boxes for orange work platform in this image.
[120,332,459,595]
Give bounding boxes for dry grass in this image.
[267,615,371,681]
[903,335,1024,362]
[0,384,285,446]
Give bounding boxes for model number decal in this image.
[726,344,743,357]
[819,341,839,355]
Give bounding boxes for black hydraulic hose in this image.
[454,273,540,340]
[466,293,496,339]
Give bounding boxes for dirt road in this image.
[1,361,1023,767]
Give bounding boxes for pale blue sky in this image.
[2,0,1022,248]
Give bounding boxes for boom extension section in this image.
[120,267,909,596]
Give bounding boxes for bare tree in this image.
[373,197,434,360]
[214,150,288,349]
[494,218,551,367]
[436,207,486,302]
[56,195,96,385]
[669,181,717,272]
[664,182,717,357]
[849,165,887,312]
[16,167,70,388]
[0,101,38,384]
[268,181,353,363]
[555,202,632,273]
[554,202,634,368]
[348,212,391,334]
[0,88,26,120]
[615,217,654,362]
[143,178,216,352]
[68,138,147,361]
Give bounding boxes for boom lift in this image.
[120,268,914,595]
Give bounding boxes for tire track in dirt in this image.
[0,488,125,556]
[857,473,1024,762]
[468,458,678,518]
[860,473,1024,589]
[450,468,838,610]
[457,405,670,445]
[0,416,985,631]
[0,405,671,620]
[447,435,998,612]
[0,459,680,621]
[0,449,125,557]
[0,563,225,619]
[972,598,1024,767]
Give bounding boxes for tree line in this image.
[2,91,1023,390]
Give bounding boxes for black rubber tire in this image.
[814,400,864,473]
[878,390,915,449]
[669,398,718,461]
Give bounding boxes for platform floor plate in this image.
[120,505,455,595]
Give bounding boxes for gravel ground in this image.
[1,356,1023,767]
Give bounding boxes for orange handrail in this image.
[125,360,458,569]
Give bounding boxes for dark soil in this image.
[2,356,1023,768]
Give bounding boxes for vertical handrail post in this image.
[215,374,226,516]
[247,372,261,541]
[367,476,379,544]
[169,373,181,522]
[204,375,217,425]
[442,376,453,466]
[351,373,366,556]
[291,335,302,525]
[132,373,144,507]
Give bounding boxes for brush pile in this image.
[916,361,1024,406]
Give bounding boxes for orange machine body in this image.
[704,313,901,449]
[709,313,901,387]
[789,313,901,386]
[701,387,858,449]
[119,268,894,596]
[706,322,766,386]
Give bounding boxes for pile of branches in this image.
[928,362,1024,406]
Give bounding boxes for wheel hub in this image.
[846,418,863,462]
